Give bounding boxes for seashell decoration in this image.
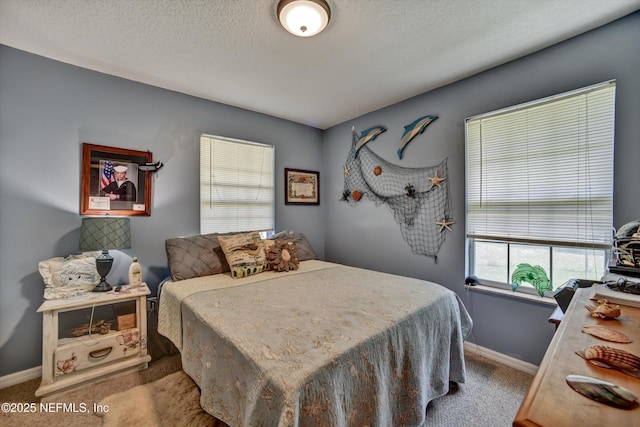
[585,299,621,319]
[566,374,639,409]
[581,325,632,343]
[373,166,382,176]
[576,345,640,378]
[351,190,363,201]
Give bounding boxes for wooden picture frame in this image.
[285,168,319,205]
[80,143,153,216]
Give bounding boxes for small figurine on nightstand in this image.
[129,257,142,288]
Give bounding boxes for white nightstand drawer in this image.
[54,329,140,376]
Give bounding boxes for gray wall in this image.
[0,46,324,376]
[1,11,638,377]
[322,12,640,365]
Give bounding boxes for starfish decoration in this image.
[343,165,350,176]
[436,217,455,233]
[428,171,446,189]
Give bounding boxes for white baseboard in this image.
[0,366,41,390]
[1,345,537,389]
[464,342,539,376]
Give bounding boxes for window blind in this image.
[466,81,615,248]
[200,134,274,234]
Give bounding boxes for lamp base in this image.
[93,279,112,292]
[93,250,114,292]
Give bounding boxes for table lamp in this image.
[79,217,131,292]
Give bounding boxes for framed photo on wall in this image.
[285,168,319,205]
[80,143,153,216]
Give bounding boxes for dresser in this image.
[514,288,640,426]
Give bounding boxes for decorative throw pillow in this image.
[266,240,299,272]
[38,253,100,299]
[218,231,267,278]
[263,239,276,253]
[165,233,230,281]
[271,231,318,261]
[38,253,99,287]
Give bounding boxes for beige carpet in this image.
[0,352,532,427]
[424,352,534,426]
[97,353,532,427]
[0,354,183,427]
[97,370,224,427]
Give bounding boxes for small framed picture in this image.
[80,143,153,216]
[285,168,319,205]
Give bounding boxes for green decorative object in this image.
[404,183,416,198]
[511,263,551,297]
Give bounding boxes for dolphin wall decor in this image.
[397,115,438,159]
[352,126,386,158]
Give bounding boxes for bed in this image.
[158,232,472,427]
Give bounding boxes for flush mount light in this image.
[277,0,331,37]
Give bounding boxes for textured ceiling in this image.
[1,0,639,129]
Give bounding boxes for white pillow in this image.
[38,253,100,299]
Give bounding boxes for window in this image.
[200,134,274,235]
[465,81,615,297]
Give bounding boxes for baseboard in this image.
[1,345,538,389]
[0,365,41,390]
[464,342,539,376]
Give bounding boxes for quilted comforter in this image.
[158,260,472,427]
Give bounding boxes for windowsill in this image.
[464,284,558,306]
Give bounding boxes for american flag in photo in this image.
[101,161,115,190]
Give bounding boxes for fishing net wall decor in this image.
[341,128,453,261]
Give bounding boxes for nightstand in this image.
[35,284,152,400]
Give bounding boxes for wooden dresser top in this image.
[514,288,640,427]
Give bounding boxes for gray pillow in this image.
[165,233,230,281]
[272,231,318,261]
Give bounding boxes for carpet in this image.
[96,370,225,427]
[424,353,533,426]
[90,352,532,427]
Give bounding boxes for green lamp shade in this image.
[79,217,131,251]
[79,217,131,292]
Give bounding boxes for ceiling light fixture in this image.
[277,0,331,37]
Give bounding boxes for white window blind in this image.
[466,81,615,248]
[200,134,274,234]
